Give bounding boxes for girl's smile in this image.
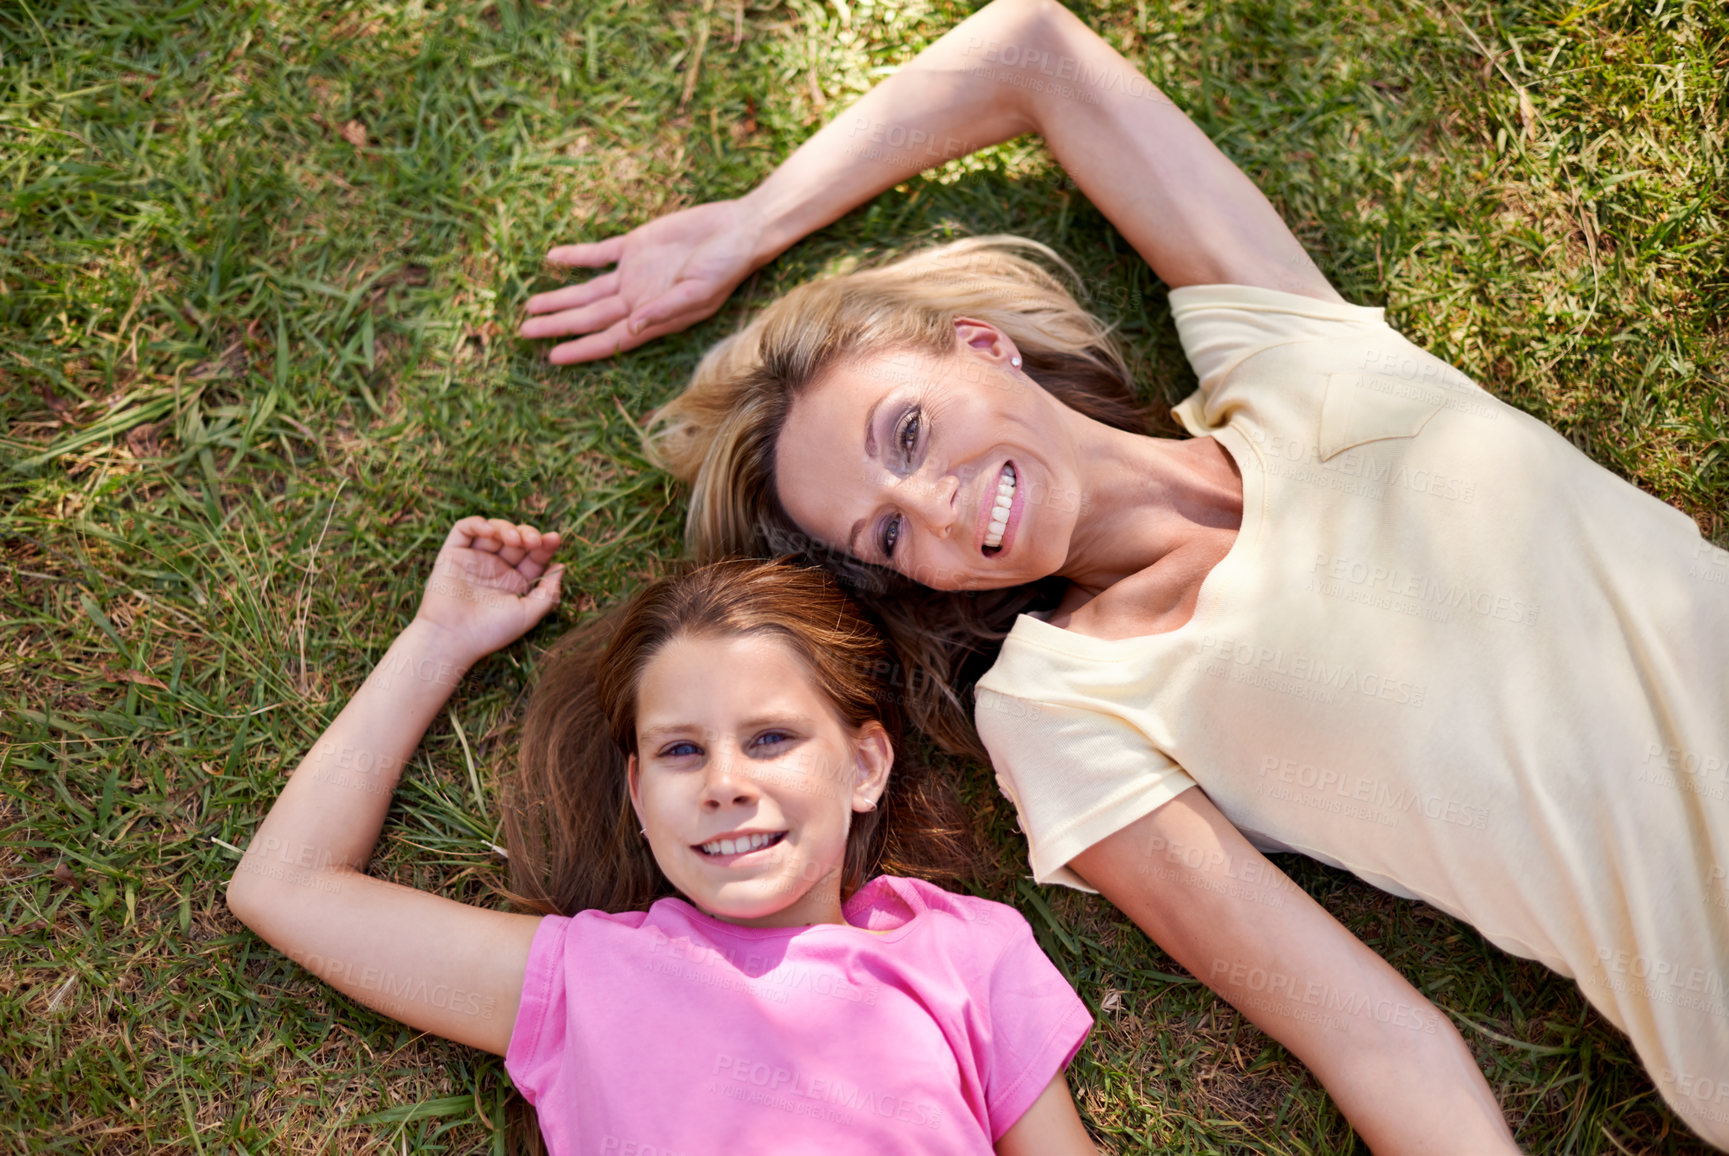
[628,632,892,928]
[695,829,786,858]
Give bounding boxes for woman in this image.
[519,0,1729,1149]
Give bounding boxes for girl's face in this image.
[773,319,1084,591]
[627,631,892,928]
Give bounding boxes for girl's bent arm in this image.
[225,518,563,1056]
[1069,788,1520,1156]
[995,1073,1097,1155]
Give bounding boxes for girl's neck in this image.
[694,879,848,930]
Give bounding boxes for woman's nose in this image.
[903,472,960,539]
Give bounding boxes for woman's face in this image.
[628,631,892,928]
[775,321,1084,591]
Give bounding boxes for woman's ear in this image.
[953,316,1018,364]
[851,721,894,812]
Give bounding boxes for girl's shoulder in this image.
[850,876,1033,946]
[548,898,704,946]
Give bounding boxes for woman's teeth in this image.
[699,831,784,856]
[984,465,1016,549]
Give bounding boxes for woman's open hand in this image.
[413,517,565,665]
[519,198,765,365]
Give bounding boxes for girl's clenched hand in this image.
[413,517,565,664]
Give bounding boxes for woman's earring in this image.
[639,827,648,837]
[858,799,878,812]
[1011,355,1022,368]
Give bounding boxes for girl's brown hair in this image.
[643,236,1152,759]
[498,558,976,1153]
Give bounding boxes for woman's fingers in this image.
[546,237,624,268]
[520,295,631,341]
[628,280,715,334]
[548,309,693,365]
[523,270,620,318]
[523,276,619,320]
[548,317,649,366]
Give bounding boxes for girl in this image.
[518,0,1729,1150]
[225,516,1096,1155]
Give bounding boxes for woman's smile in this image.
[774,323,1083,591]
[981,461,1020,555]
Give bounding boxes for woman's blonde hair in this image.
[644,236,1153,758]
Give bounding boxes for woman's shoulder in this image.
[1053,531,1238,642]
[1168,282,1388,321]
[1049,572,1189,640]
[1169,282,1400,406]
[973,598,1149,709]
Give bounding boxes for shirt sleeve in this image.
[504,913,570,1107]
[976,914,1094,1141]
[1168,284,1391,395]
[976,684,1198,892]
[1167,284,1497,465]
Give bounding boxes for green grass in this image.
[2,0,1725,1152]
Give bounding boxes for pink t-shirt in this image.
[505,875,1092,1155]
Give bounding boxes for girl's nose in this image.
[700,748,757,808]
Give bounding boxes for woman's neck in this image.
[1058,417,1243,597]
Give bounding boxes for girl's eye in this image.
[660,741,702,759]
[751,730,794,751]
[879,514,904,559]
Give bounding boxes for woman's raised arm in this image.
[748,0,1343,299]
[522,0,1338,364]
[975,0,1341,300]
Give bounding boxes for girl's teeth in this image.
[701,831,781,856]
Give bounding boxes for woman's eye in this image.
[873,406,923,560]
[751,731,794,751]
[897,407,922,461]
[879,514,903,559]
[660,741,701,759]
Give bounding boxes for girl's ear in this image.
[851,721,894,812]
[627,753,647,829]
